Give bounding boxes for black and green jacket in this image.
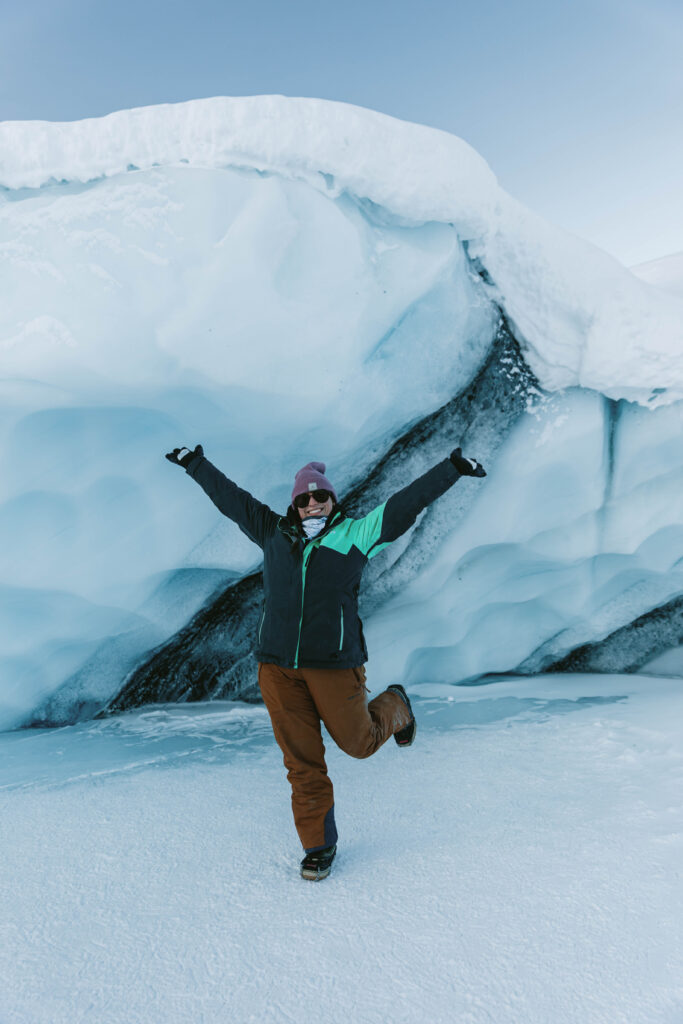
[185,452,461,670]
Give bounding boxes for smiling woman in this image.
[165,440,486,879]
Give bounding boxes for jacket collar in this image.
[278,504,345,544]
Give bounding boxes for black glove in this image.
[165,444,204,468]
[450,446,486,477]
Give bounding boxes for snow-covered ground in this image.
[2,673,682,1024]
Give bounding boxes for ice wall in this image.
[370,390,683,686]
[0,159,497,728]
[99,327,683,721]
[1,97,682,728]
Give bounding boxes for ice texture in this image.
[368,390,683,687]
[2,96,682,404]
[1,97,682,728]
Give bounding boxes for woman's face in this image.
[296,493,334,520]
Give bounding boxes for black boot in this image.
[300,844,337,881]
[387,684,417,747]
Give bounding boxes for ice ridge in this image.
[1,95,682,405]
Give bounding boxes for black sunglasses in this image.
[293,489,333,509]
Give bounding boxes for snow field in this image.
[1,675,682,1024]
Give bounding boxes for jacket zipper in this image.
[292,512,342,669]
[293,542,316,668]
[258,604,266,644]
[338,605,344,651]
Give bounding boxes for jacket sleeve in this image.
[351,458,461,559]
[184,453,279,549]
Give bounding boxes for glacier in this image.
[1,96,682,730]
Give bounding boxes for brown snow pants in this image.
[258,662,412,852]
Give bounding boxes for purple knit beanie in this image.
[291,461,337,504]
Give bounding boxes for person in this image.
[166,443,486,880]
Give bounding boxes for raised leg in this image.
[303,665,412,759]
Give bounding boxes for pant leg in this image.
[258,662,338,853]
[303,665,412,760]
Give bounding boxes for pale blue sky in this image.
[2,0,681,264]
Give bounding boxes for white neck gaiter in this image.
[302,516,327,539]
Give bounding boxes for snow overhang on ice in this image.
[1,95,681,407]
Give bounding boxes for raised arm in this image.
[350,447,486,559]
[166,444,279,549]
